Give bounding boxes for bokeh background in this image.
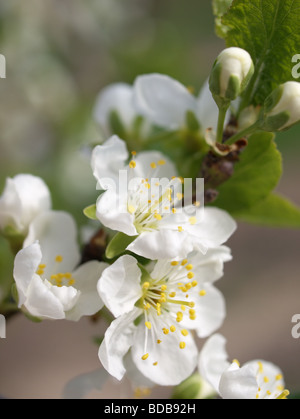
[0,0,299,399]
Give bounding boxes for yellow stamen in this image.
[145,322,152,330]
[128,205,136,214]
[181,329,189,336]
[142,282,150,289]
[187,272,194,280]
[179,342,186,349]
[170,325,176,333]
[178,226,184,232]
[189,217,197,225]
[158,160,166,166]
[199,290,206,297]
[181,259,188,266]
[154,214,162,221]
[171,261,179,266]
[55,255,63,263]
[150,162,157,169]
[232,359,240,367]
[142,353,149,361]
[129,160,136,169]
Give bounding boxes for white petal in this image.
[188,246,232,285]
[219,362,259,399]
[13,242,42,307]
[91,135,129,190]
[24,210,80,275]
[63,368,108,399]
[134,151,178,180]
[188,207,237,250]
[98,255,142,318]
[133,74,197,130]
[181,283,226,338]
[131,317,198,386]
[127,229,195,260]
[25,275,65,320]
[48,283,80,313]
[93,83,136,136]
[96,190,138,236]
[66,261,107,321]
[198,334,230,392]
[123,352,155,388]
[98,309,141,381]
[0,174,51,233]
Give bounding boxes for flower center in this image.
[137,257,207,365]
[36,255,76,287]
[127,156,184,234]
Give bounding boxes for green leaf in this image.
[221,0,300,106]
[105,232,137,259]
[233,193,300,228]
[212,0,233,37]
[83,204,97,220]
[213,131,282,212]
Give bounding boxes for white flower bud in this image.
[263,81,300,131]
[209,47,254,105]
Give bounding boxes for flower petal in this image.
[127,229,195,260]
[180,283,226,338]
[98,255,142,318]
[25,275,65,319]
[188,207,237,250]
[133,74,197,130]
[131,316,198,386]
[198,334,230,393]
[66,261,107,321]
[93,83,136,136]
[219,362,259,399]
[13,242,42,307]
[98,309,141,381]
[188,246,232,285]
[91,135,129,190]
[24,210,81,275]
[0,174,51,233]
[96,190,138,236]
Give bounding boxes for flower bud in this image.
[209,47,254,106]
[262,81,300,131]
[172,373,217,400]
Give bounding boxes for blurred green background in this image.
[0,0,299,399]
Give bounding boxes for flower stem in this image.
[226,120,262,145]
[216,105,229,144]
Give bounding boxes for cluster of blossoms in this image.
[1,46,297,399]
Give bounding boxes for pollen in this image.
[145,322,152,330]
[153,362,158,366]
[169,292,176,298]
[128,205,136,214]
[170,325,176,333]
[131,151,137,156]
[161,285,167,291]
[189,217,197,225]
[187,272,194,280]
[185,264,193,271]
[176,193,183,201]
[157,340,162,344]
[129,160,136,169]
[163,328,169,335]
[192,280,198,287]
[179,342,186,349]
[142,282,150,289]
[154,213,162,221]
[55,255,63,263]
[172,208,177,214]
[199,290,206,297]
[232,359,240,367]
[158,160,166,166]
[181,329,189,337]
[142,353,149,361]
[171,261,179,266]
[150,162,157,169]
[178,226,184,232]
[181,259,188,266]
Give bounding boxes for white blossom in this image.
[13,210,107,321]
[0,174,51,235]
[198,334,289,399]
[97,247,231,386]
